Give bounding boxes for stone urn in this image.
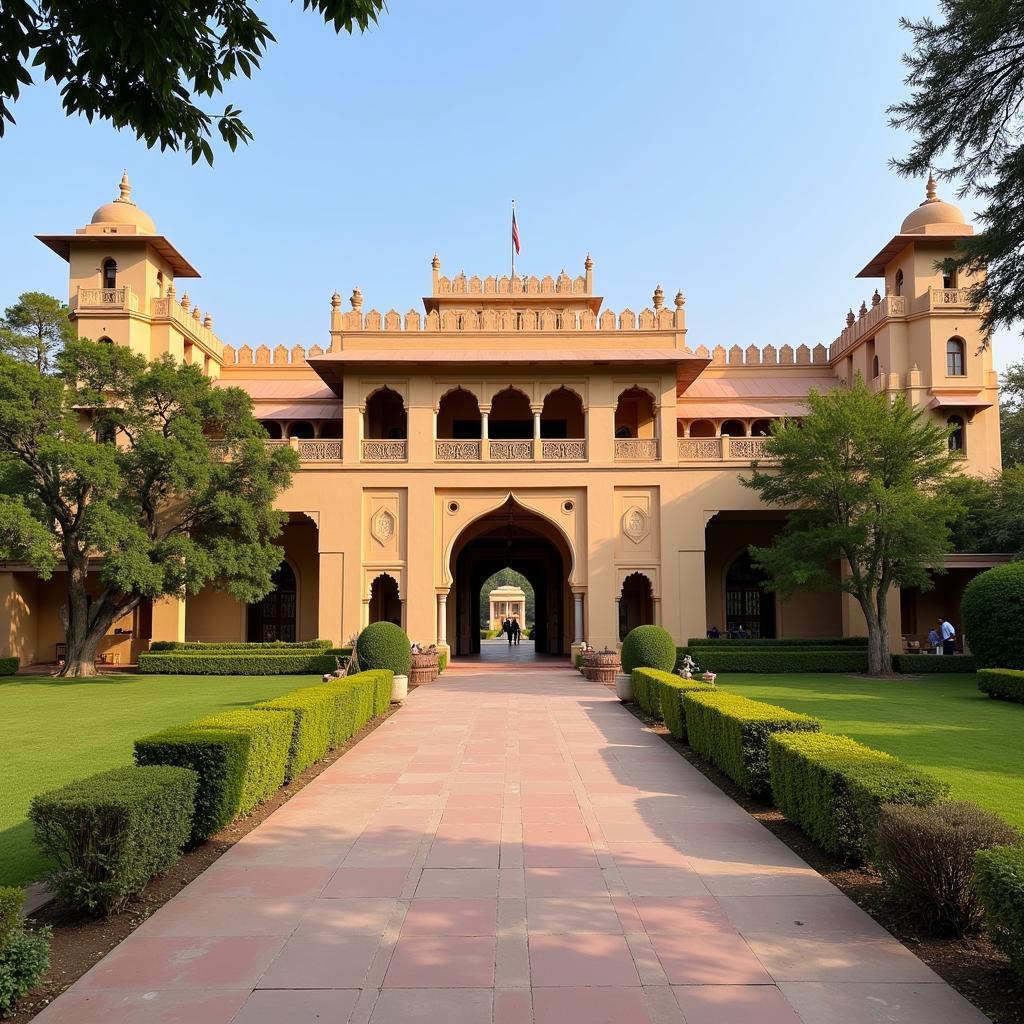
[391,673,408,703]
[583,648,620,684]
[702,671,717,685]
[409,650,439,687]
[615,672,633,702]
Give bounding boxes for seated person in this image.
[707,625,721,639]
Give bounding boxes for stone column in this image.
[481,408,490,462]
[573,592,584,645]
[151,595,186,644]
[532,406,543,460]
[437,592,448,645]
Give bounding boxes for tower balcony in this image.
[74,285,138,311]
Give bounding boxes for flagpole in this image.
[511,199,515,278]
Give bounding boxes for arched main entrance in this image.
[247,561,297,642]
[725,549,776,638]
[449,498,573,658]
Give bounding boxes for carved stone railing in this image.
[726,436,773,460]
[929,286,972,309]
[297,439,342,461]
[77,286,130,309]
[614,438,659,461]
[541,439,587,460]
[829,294,907,360]
[677,437,723,460]
[436,439,482,461]
[489,440,533,461]
[361,439,407,461]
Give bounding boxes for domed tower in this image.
[836,175,1000,473]
[36,173,219,371]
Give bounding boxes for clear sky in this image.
[0,0,1015,370]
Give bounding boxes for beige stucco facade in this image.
[0,174,1005,665]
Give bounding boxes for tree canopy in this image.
[0,291,73,372]
[0,0,386,164]
[944,465,1024,555]
[1000,359,1024,466]
[742,378,961,675]
[890,1,1024,341]
[0,337,297,675]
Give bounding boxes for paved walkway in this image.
[36,666,990,1024]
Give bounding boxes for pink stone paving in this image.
[32,664,991,1023]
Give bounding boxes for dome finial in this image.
[924,170,938,204]
[584,253,593,271]
[431,254,440,270]
[117,170,135,205]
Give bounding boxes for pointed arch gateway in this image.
[448,496,575,658]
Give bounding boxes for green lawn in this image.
[717,673,1024,831]
[0,673,323,886]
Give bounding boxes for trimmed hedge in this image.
[676,648,868,674]
[137,649,350,675]
[149,639,334,652]
[188,709,293,814]
[630,668,714,739]
[0,888,22,951]
[962,562,1024,669]
[0,657,18,676]
[254,687,336,780]
[29,766,197,915]
[688,637,868,648]
[978,669,1024,704]
[356,622,412,676]
[768,732,947,862]
[975,844,1024,976]
[892,654,978,674]
[135,727,251,841]
[0,925,51,1017]
[684,691,821,796]
[323,670,392,745]
[621,626,677,673]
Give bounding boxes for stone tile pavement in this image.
[33,665,991,1023]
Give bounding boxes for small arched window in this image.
[947,415,965,454]
[946,337,966,376]
[102,258,117,290]
[893,269,904,297]
[872,354,880,379]
[156,270,164,297]
[97,335,113,345]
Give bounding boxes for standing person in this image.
[927,625,941,655]
[939,617,957,656]
[505,617,514,646]
[511,618,521,646]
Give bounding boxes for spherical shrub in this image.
[620,625,676,673]
[962,562,1024,669]
[356,622,411,676]
[875,801,1019,936]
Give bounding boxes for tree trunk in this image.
[860,590,894,677]
[58,567,134,678]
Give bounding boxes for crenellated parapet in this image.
[435,270,588,296]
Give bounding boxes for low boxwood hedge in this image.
[29,766,197,916]
[0,888,22,951]
[892,654,978,673]
[323,670,392,745]
[135,726,251,841]
[137,649,351,675]
[975,844,1024,977]
[630,668,714,739]
[676,648,868,673]
[978,669,1024,704]
[688,637,868,648]
[621,625,677,673]
[768,732,947,863]
[149,639,334,652]
[684,691,821,796]
[188,709,293,813]
[0,657,18,676]
[254,687,336,780]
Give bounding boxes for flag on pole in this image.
[512,206,521,255]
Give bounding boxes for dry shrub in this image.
[876,801,1019,935]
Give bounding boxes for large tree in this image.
[1000,359,1024,466]
[944,465,1024,555]
[0,0,386,164]
[742,379,961,676]
[890,1,1024,342]
[0,338,297,676]
[0,291,74,372]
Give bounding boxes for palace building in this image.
[0,174,1005,666]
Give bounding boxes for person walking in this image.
[511,618,521,646]
[938,617,957,656]
[504,617,514,646]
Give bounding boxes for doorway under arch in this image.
[247,561,297,642]
[449,497,573,657]
[725,549,776,638]
[618,572,654,640]
[369,573,403,626]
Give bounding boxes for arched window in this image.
[619,572,654,641]
[720,419,746,437]
[489,387,532,439]
[872,354,880,379]
[97,335,113,345]
[614,387,656,439]
[287,420,315,440]
[725,550,775,639]
[750,419,772,437]
[319,420,342,439]
[102,258,117,290]
[437,387,482,439]
[689,419,716,438]
[942,265,958,289]
[946,337,966,376]
[893,269,903,297]
[369,573,402,626]
[247,561,297,642]
[156,270,164,297]
[365,387,407,439]
[261,421,283,440]
[947,415,965,454]
[540,387,585,439]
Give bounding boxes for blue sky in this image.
[0,1,1015,370]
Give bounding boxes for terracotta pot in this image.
[615,672,633,702]
[391,673,408,702]
[583,649,620,684]
[409,652,439,687]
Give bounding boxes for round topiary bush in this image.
[962,562,1024,669]
[356,622,412,676]
[620,625,677,673]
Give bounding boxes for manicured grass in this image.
[717,674,1024,832]
[0,673,323,886]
